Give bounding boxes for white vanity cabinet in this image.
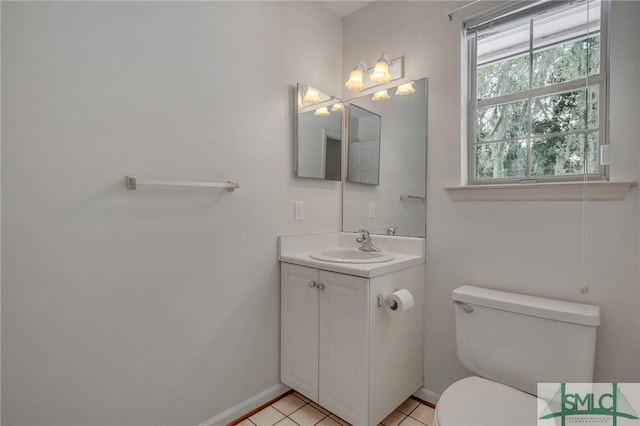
[280,262,424,426]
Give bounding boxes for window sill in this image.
[444,181,637,201]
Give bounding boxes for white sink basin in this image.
[309,248,395,264]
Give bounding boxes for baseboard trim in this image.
[197,383,291,426]
[200,383,437,426]
[413,387,440,406]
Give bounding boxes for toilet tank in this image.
[453,285,600,396]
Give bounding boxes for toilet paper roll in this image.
[385,289,415,315]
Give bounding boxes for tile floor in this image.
[233,392,435,426]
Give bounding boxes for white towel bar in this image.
[126,175,239,191]
[399,194,425,202]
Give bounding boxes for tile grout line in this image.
[245,394,433,426]
[272,396,330,426]
[270,393,309,425]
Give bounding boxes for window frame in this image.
[466,0,610,185]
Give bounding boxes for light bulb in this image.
[345,69,365,91]
[396,81,415,96]
[372,90,390,101]
[314,107,330,116]
[303,87,321,104]
[331,103,343,112]
[370,60,391,84]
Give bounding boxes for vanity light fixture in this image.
[370,52,392,84]
[395,81,416,96]
[331,103,343,112]
[371,89,390,101]
[314,107,330,116]
[302,86,321,104]
[344,54,404,92]
[345,62,368,92]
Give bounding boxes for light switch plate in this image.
[294,201,304,221]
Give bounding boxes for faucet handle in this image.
[355,228,380,252]
[356,229,370,243]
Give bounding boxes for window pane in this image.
[475,140,528,179]
[477,19,530,64]
[477,100,529,143]
[532,37,600,88]
[532,86,599,135]
[531,132,598,176]
[532,0,601,50]
[587,86,599,129]
[477,54,529,99]
[469,0,605,183]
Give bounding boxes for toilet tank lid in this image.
[453,285,601,326]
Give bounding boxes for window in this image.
[466,0,608,183]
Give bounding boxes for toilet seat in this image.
[434,376,537,426]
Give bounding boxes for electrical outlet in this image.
[294,201,304,221]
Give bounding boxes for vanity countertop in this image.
[278,232,425,278]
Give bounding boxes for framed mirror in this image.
[295,83,343,181]
[348,105,381,185]
[343,78,428,237]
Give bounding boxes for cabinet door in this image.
[318,270,369,425]
[369,265,425,425]
[281,263,319,402]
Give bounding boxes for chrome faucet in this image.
[356,229,380,252]
[386,226,399,236]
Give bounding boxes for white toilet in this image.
[434,285,601,426]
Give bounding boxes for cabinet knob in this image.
[317,283,325,291]
[308,281,317,288]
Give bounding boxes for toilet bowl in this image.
[434,285,600,426]
[434,376,536,426]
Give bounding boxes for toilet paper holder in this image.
[377,290,399,309]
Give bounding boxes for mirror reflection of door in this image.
[349,140,378,184]
[347,104,381,185]
[324,133,341,181]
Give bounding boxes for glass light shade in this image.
[303,87,321,104]
[370,60,391,84]
[372,89,390,101]
[331,103,343,112]
[345,69,365,91]
[395,81,415,96]
[314,107,330,116]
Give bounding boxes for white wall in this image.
[1,2,342,425]
[3,2,638,424]
[344,0,640,399]
[0,3,3,420]
[636,2,640,392]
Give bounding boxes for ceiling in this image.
[318,1,374,18]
